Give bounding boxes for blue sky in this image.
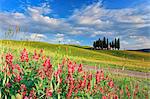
[0,0,150,49]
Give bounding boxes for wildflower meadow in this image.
[0,48,149,99]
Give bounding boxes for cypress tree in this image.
[103,37,106,49]
[93,41,96,49]
[99,39,103,50]
[115,38,117,50]
[96,40,99,49]
[109,42,112,50]
[101,39,103,50]
[107,38,109,50]
[118,38,120,50]
[98,38,101,49]
[112,41,114,50]
[92,37,120,50]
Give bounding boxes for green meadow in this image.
[0,40,150,98]
[1,40,150,72]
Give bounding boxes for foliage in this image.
[0,48,149,98]
[93,37,120,50]
[1,40,150,73]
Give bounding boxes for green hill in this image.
[69,45,150,61]
[94,50,150,61]
[1,40,150,72]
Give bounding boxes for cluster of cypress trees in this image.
[93,37,120,50]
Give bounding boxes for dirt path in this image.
[83,66,150,79]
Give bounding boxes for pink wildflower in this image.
[20,48,29,62]
[46,88,53,97]
[33,50,40,61]
[78,64,83,72]
[108,80,114,88]
[5,53,13,65]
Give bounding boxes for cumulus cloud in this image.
[70,1,150,32]
[70,2,107,26]
[0,1,149,49]
[30,33,47,41]
[49,33,80,45]
[0,5,71,35]
[69,1,150,49]
[55,33,64,38]
[91,31,113,37]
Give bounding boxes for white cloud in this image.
[70,1,150,31]
[49,34,80,45]
[0,1,149,49]
[121,40,129,45]
[70,2,108,26]
[91,31,113,37]
[30,33,47,41]
[13,12,26,19]
[121,35,150,49]
[27,3,51,15]
[0,5,71,35]
[65,39,80,45]
[55,33,64,38]
[69,1,150,49]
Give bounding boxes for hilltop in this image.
[1,40,150,72]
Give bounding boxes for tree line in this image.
[93,37,120,50]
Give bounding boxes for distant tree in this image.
[115,38,117,50]
[93,37,120,50]
[98,38,101,48]
[59,41,61,44]
[93,41,96,49]
[106,38,109,50]
[117,38,120,50]
[96,40,99,49]
[103,37,106,49]
[100,39,103,50]
[109,42,112,50]
[112,41,114,50]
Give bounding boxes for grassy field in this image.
[0,40,149,98]
[1,40,150,72]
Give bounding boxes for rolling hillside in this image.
[0,40,150,72]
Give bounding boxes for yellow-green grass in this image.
[95,50,150,61]
[0,40,150,72]
[69,45,150,61]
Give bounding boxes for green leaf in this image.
[2,73,6,86]
[0,90,1,99]
[11,95,16,99]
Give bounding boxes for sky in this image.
[0,0,150,49]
